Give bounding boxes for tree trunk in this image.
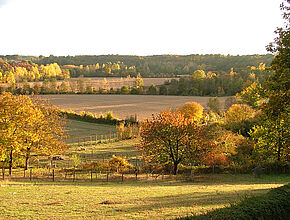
[25,154,29,170]
[9,150,13,176]
[173,161,178,175]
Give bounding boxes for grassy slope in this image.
[65,119,116,143]
[0,175,289,219]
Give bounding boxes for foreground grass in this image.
[0,174,289,219]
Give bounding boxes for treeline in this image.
[162,65,273,96]
[1,54,273,78]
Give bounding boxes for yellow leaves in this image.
[0,92,67,160]
[224,104,256,124]
[178,102,203,121]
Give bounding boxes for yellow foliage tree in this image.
[0,93,67,173]
[178,102,204,121]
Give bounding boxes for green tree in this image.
[250,0,290,162]
[207,97,221,113]
[148,84,157,95]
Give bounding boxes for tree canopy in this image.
[0,92,67,173]
[136,111,211,175]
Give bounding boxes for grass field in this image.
[65,119,116,143]
[40,94,229,121]
[0,175,289,219]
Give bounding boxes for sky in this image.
[0,0,284,56]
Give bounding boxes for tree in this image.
[250,116,289,162]
[207,97,221,113]
[178,102,203,121]
[192,70,206,80]
[134,73,144,89]
[107,155,133,173]
[148,84,157,95]
[251,0,290,162]
[0,93,36,174]
[0,93,67,173]
[224,104,257,136]
[237,82,265,109]
[136,111,210,175]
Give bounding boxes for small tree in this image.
[207,97,221,113]
[107,155,133,173]
[136,111,210,175]
[178,102,203,121]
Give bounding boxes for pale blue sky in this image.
[0,0,284,56]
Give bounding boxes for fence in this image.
[1,167,178,183]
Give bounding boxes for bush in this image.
[177,184,290,220]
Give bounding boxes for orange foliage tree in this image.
[136,111,211,175]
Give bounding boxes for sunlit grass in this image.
[0,174,289,219]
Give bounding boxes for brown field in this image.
[38,94,229,121]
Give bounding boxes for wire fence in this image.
[1,167,187,183]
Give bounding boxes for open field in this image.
[0,175,289,219]
[40,94,229,121]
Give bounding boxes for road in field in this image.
[39,94,229,121]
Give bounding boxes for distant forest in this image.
[1,54,273,77]
[0,54,274,96]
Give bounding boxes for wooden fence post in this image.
[121,173,124,182]
[52,169,55,182]
[106,171,109,182]
[2,167,4,180]
[90,169,93,182]
[30,169,32,181]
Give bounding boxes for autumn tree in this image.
[224,104,257,136]
[249,0,290,162]
[136,111,210,175]
[192,70,206,80]
[0,93,36,174]
[178,102,204,121]
[0,93,67,173]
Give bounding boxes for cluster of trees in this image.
[136,1,289,174]
[62,61,138,78]
[160,64,272,96]
[0,93,67,174]
[0,75,144,95]
[0,59,70,83]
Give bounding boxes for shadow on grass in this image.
[104,188,271,216]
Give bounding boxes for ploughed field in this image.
[39,94,228,121]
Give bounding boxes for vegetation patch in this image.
[178,183,290,220]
